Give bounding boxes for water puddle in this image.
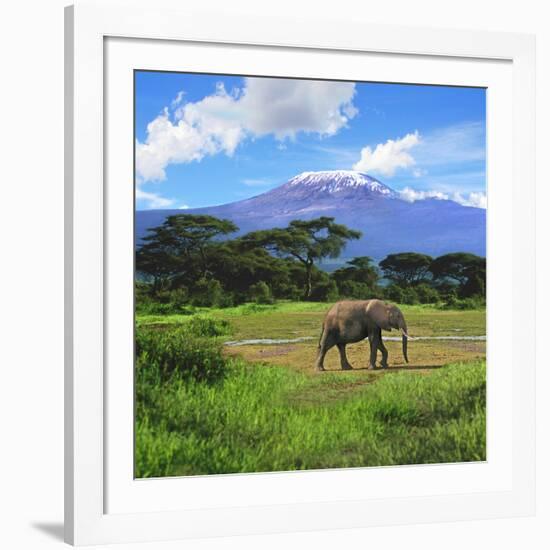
[382,335,486,342]
[224,335,486,346]
[224,337,314,347]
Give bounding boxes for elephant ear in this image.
[365,301,392,331]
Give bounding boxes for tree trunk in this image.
[199,246,208,278]
[304,261,313,300]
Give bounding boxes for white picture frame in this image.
[65,0,536,545]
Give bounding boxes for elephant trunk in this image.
[399,319,409,363]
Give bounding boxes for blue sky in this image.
[135,71,486,210]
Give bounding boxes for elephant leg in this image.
[337,343,353,370]
[377,329,389,369]
[315,330,335,371]
[368,330,379,370]
[315,348,329,371]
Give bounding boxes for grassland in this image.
[135,302,486,478]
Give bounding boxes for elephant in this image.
[314,299,412,371]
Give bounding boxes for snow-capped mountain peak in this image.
[286,170,396,197]
[136,168,486,258]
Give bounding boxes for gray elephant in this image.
[315,299,412,371]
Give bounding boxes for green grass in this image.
[135,301,326,327]
[136,358,485,477]
[135,301,486,478]
[137,301,485,339]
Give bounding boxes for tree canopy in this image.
[240,217,361,298]
[134,213,486,310]
[136,214,238,287]
[429,252,485,284]
[379,252,433,286]
[429,252,486,297]
[332,256,379,286]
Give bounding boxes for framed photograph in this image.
[65,0,536,545]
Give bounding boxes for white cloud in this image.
[351,121,485,181]
[178,203,190,210]
[239,78,357,138]
[452,191,487,209]
[135,107,231,182]
[400,187,448,203]
[136,78,357,183]
[135,188,175,208]
[353,131,420,177]
[399,186,486,209]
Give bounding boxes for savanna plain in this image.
[135,302,486,478]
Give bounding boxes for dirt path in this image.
[225,338,485,375]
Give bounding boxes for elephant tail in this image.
[317,325,325,349]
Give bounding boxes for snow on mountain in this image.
[285,170,397,196]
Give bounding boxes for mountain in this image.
[136,170,486,261]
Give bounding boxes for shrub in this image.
[135,299,195,316]
[337,280,373,300]
[169,287,189,308]
[273,283,302,301]
[440,296,485,310]
[400,287,419,305]
[135,300,169,315]
[415,283,441,304]
[135,285,196,315]
[185,316,230,337]
[326,280,340,302]
[383,284,419,305]
[248,281,274,304]
[216,292,235,308]
[191,278,224,307]
[435,282,459,303]
[136,326,228,383]
[234,303,277,315]
[459,297,485,310]
[310,280,339,302]
[384,284,404,303]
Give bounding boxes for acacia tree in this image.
[240,217,361,299]
[430,252,486,297]
[136,214,238,289]
[331,256,380,299]
[205,240,295,297]
[379,252,433,286]
[332,256,380,286]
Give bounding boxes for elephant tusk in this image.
[401,329,416,340]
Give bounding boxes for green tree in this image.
[240,217,361,299]
[429,253,486,297]
[332,256,380,291]
[135,227,180,291]
[206,241,294,300]
[136,214,238,289]
[310,279,339,302]
[379,252,433,286]
[336,280,372,299]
